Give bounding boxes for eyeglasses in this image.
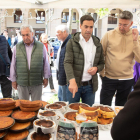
[118,22,131,28]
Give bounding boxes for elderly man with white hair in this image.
[55,25,71,101]
[10,25,51,101]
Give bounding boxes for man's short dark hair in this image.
[119,11,133,21]
[80,15,94,25]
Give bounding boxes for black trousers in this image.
[100,76,134,106]
[0,75,12,98]
[49,66,54,90]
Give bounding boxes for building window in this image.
[61,12,76,23]
[108,17,117,24]
[73,13,76,23]
[88,13,97,22]
[107,28,114,31]
[14,10,22,23]
[61,12,69,23]
[36,11,45,24]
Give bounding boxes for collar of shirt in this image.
[80,33,92,43]
[6,36,8,40]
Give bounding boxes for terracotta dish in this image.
[0,98,15,107]
[46,104,62,109]
[10,122,31,131]
[55,102,66,106]
[35,120,53,128]
[0,130,7,139]
[0,98,13,101]
[0,105,16,111]
[69,103,89,110]
[31,132,51,140]
[0,117,15,130]
[3,130,29,140]
[0,110,13,117]
[39,111,56,117]
[20,100,40,108]
[20,103,42,112]
[36,100,49,108]
[64,112,76,121]
[12,111,36,121]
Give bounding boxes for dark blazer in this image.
[0,36,12,76]
[58,34,71,85]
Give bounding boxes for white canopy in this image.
[0,0,140,8]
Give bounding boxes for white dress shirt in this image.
[55,44,62,70]
[79,34,96,81]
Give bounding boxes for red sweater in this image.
[44,43,48,52]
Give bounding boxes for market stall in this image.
[0,98,124,140]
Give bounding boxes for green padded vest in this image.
[16,41,44,86]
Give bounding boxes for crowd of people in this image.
[0,10,140,139]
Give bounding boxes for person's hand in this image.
[12,81,17,90]
[69,79,78,98]
[88,67,98,75]
[132,28,139,41]
[43,79,48,88]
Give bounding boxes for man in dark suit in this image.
[0,35,12,98]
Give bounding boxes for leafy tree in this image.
[95,8,110,18]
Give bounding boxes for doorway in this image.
[34,28,45,41]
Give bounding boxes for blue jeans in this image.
[58,85,67,101]
[66,84,95,106]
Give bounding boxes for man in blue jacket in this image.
[55,25,71,101]
[0,35,12,98]
[3,29,11,47]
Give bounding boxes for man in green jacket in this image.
[10,25,51,101]
[64,15,104,106]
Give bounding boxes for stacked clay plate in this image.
[3,130,29,140]
[36,100,49,109]
[12,111,36,123]
[0,117,15,130]
[20,100,42,112]
[0,117,15,139]
[3,110,36,140]
[0,98,16,139]
[0,98,16,111]
[0,130,7,139]
[0,98,50,139]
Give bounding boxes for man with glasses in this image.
[100,10,140,106]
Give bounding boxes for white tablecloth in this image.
[99,129,113,140]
